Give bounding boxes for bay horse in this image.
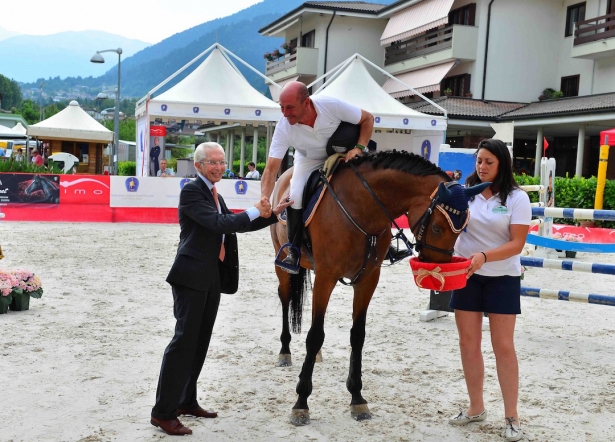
[269,150,487,425]
[25,175,60,204]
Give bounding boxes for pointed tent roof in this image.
[315,56,446,131]
[27,101,113,142]
[142,47,281,123]
[11,122,27,135]
[0,124,27,138]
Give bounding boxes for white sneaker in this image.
[448,409,487,425]
[504,417,523,441]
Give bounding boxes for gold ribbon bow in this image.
[414,266,446,291]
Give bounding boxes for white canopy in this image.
[0,124,27,138]
[27,101,113,142]
[138,46,281,123]
[11,122,27,135]
[315,56,447,131]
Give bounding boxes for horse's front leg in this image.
[291,277,336,426]
[276,266,292,367]
[347,268,380,421]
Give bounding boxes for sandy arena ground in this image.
[2,222,615,442]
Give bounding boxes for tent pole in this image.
[252,126,259,165]
[229,129,235,169]
[239,127,246,178]
[266,123,272,159]
[218,45,281,89]
[225,131,231,168]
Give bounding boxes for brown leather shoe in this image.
[177,406,218,418]
[150,417,192,435]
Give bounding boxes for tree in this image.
[104,118,136,142]
[16,100,40,124]
[0,74,22,110]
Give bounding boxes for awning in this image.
[382,61,456,98]
[380,0,454,46]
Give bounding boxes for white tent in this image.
[136,46,280,123]
[314,55,447,131]
[0,125,27,138]
[27,101,113,142]
[134,43,281,177]
[11,122,27,135]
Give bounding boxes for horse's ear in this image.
[464,182,491,199]
[436,182,453,202]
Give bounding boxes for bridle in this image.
[318,164,469,285]
[409,183,470,257]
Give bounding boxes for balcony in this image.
[265,47,319,82]
[571,12,615,60]
[384,25,478,76]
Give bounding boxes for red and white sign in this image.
[59,175,110,205]
[150,126,167,136]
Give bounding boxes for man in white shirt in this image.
[157,159,175,177]
[245,162,260,180]
[260,81,374,272]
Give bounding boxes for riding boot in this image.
[281,207,304,273]
[388,244,412,263]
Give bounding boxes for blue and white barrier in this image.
[521,287,615,307]
[532,207,615,221]
[521,256,615,275]
[525,234,615,252]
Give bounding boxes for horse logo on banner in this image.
[235,180,247,194]
[180,178,192,189]
[125,178,139,192]
[161,104,167,112]
[421,140,431,160]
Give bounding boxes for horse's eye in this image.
[431,224,443,235]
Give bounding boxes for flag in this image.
[543,137,549,157]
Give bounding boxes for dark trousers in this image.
[151,284,221,420]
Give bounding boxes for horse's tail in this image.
[289,267,309,333]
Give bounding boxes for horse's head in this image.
[25,175,42,195]
[412,181,490,263]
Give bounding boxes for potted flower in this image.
[263,52,274,62]
[7,269,43,311]
[271,48,282,59]
[464,91,472,98]
[0,269,19,314]
[443,88,453,96]
[281,42,294,54]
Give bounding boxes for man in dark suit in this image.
[151,142,292,436]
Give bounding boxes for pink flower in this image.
[0,270,19,297]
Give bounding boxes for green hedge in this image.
[231,160,266,176]
[118,161,136,176]
[0,159,58,174]
[514,174,615,228]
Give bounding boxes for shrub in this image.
[118,161,136,176]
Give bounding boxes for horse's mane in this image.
[348,150,451,181]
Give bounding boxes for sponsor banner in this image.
[136,115,149,177]
[149,126,166,177]
[110,177,261,209]
[58,175,110,205]
[0,173,60,204]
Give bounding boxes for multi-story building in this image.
[260,0,615,178]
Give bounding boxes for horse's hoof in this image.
[350,404,372,421]
[315,349,323,363]
[277,354,292,367]
[290,409,310,426]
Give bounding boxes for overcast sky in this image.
[3,0,263,43]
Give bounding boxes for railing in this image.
[385,25,463,66]
[266,51,298,76]
[574,12,615,46]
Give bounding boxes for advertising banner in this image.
[0,173,60,204]
[136,115,149,177]
[58,175,110,205]
[149,126,166,177]
[110,177,261,209]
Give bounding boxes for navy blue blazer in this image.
[166,177,277,294]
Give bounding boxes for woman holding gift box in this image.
[447,139,531,442]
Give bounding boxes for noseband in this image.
[410,183,470,258]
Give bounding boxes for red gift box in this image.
[409,257,471,291]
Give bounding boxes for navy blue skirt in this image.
[450,273,521,314]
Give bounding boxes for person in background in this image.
[150,142,292,437]
[157,159,175,177]
[14,148,24,162]
[245,162,260,180]
[31,149,44,167]
[0,145,5,157]
[447,139,531,442]
[150,137,161,176]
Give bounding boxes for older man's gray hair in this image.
[194,142,224,164]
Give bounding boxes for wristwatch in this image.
[356,144,367,153]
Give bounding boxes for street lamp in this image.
[90,48,122,175]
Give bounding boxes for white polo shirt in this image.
[455,188,531,277]
[269,95,362,160]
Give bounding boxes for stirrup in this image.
[275,242,301,274]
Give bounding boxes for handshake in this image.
[255,195,293,218]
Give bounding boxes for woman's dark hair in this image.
[465,138,518,206]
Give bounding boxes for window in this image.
[561,75,580,97]
[441,74,471,97]
[448,3,476,26]
[565,2,585,37]
[301,30,315,48]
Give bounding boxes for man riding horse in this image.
[261,82,408,273]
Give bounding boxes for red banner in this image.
[150,126,167,137]
[59,175,110,205]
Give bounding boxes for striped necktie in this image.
[211,186,225,261]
